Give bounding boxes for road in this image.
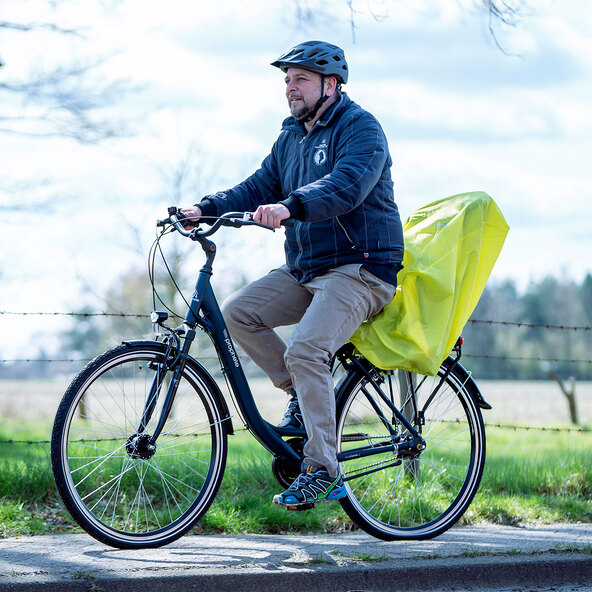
[1,524,591,591]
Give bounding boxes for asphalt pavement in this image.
[0,524,591,591]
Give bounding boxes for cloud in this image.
[2,0,592,358]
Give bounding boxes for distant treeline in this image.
[462,274,592,380]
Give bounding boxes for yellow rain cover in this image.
[350,191,509,375]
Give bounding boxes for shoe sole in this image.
[272,486,347,510]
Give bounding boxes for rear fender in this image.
[334,354,491,413]
[442,356,492,410]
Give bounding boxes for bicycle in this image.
[51,207,491,549]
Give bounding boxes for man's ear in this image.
[325,76,338,96]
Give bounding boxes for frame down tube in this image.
[186,275,301,465]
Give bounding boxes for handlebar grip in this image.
[175,211,200,228]
[242,212,294,228]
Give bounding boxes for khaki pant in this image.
[221,263,395,478]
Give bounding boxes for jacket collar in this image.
[282,93,350,135]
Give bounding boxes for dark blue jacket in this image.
[199,93,404,284]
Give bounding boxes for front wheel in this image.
[336,358,486,540]
[51,342,228,548]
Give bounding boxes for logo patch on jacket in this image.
[313,139,328,166]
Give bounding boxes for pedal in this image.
[273,493,316,511]
[285,502,315,511]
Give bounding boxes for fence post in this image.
[547,369,579,425]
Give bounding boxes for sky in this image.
[1,0,591,357]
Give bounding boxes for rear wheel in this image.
[336,358,485,540]
[51,342,228,548]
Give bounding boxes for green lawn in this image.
[1,421,590,537]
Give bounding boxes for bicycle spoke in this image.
[71,444,127,485]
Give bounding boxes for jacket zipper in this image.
[294,130,310,274]
[336,217,358,250]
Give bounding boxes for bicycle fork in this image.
[126,235,220,460]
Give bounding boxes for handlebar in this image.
[157,207,289,240]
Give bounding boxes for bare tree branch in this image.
[481,0,528,54]
[0,2,133,143]
[289,0,529,50]
[482,0,524,26]
[347,0,357,43]
[290,0,333,29]
[0,20,82,36]
[1,57,135,142]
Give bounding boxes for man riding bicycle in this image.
[181,40,404,508]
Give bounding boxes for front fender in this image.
[122,340,234,433]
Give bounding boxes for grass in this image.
[196,430,350,535]
[463,427,592,526]
[0,421,591,537]
[333,551,389,562]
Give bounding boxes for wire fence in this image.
[1,310,591,365]
[2,310,591,329]
[1,310,591,442]
[0,421,589,447]
[468,319,591,332]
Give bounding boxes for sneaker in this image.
[277,390,305,431]
[273,464,347,508]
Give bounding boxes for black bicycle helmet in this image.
[271,40,349,84]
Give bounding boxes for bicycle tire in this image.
[51,341,228,549]
[336,357,486,540]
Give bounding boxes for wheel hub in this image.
[125,433,157,460]
[397,436,426,460]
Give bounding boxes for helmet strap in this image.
[303,74,328,123]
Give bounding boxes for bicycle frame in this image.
[189,273,303,463]
[185,268,428,469]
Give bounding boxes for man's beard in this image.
[289,97,314,121]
